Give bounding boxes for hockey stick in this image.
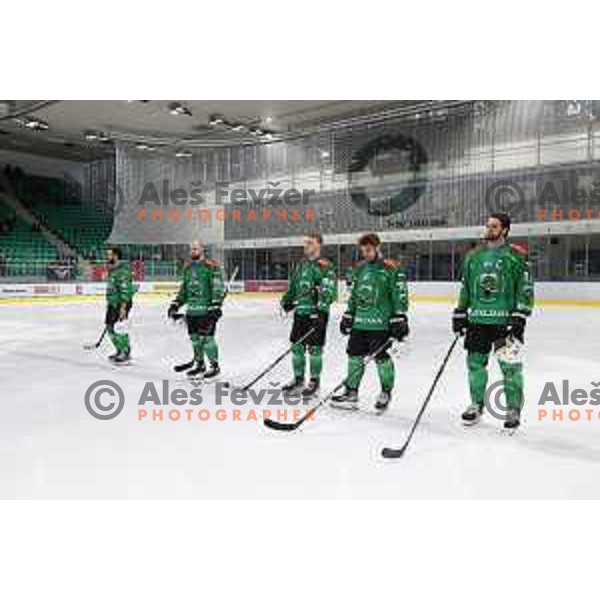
[381,334,460,459]
[264,337,394,432]
[83,327,107,350]
[224,265,239,296]
[237,327,317,391]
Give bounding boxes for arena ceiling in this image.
[0,100,472,162]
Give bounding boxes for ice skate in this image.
[330,387,359,410]
[186,360,206,378]
[281,377,304,395]
[374,389,392,413]
[461,403,483,425]
[301,378,320,399]
[112,349,131,366]
[504,408,521,431]
[203,361,221,383]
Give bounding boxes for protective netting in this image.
[111,144,224,246]
[101,101,600,281]
[111,101,600,245]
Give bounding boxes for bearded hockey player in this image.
[332,233,409,412]
[168,240,225,380]
[453,212,534,430]
[280,233,337,398]
[105,246,136,364]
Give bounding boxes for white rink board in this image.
[1,280,600,303]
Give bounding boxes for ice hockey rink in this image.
[1,293,599,500]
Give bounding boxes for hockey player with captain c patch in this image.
[453,212,534,430]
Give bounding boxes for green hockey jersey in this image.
[175,259,225,316]
[457,242,534,325]
[281,257,337,315]
[346,257,409,331]
[106,262,136,307]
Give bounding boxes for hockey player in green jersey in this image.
[453,212,534,430]
[105,246,136,364]
[332,233,409,412]
[280,233,337,397]
[168,240,225,380]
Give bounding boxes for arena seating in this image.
[15,172,113,258]
[0,200,60,277]
[0,167,117,278]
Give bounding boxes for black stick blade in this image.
[381,446,407,459]
[173,360,195,373]
[263,418,299,432]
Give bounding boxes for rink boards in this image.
[1,280,599,307]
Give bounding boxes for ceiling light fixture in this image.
[16,116,49,131]
[209,114,224,126]
[169,102,193,117]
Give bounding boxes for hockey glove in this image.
[508,312,527,342]
[452,308,468,336]
[389,314,409,341]
[168,302,183,321]
[281,299,295,313]
[208,305,223,324]
[340,313,354,336]
[310,311,328,334]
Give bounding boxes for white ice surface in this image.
[1,295,600,499]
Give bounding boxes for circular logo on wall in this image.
[347,133,428,216]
